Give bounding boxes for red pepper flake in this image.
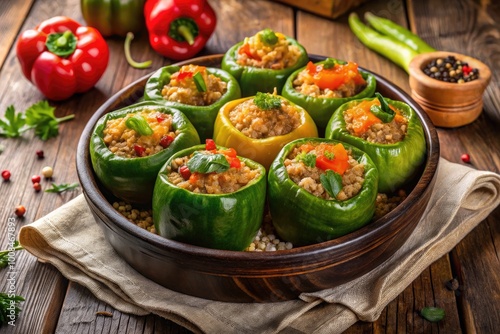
[156,114,166,123]
[177,70,193,81]
[31,175,41,184]
[461,153,470,163]
[36,150,44,159]
[15,205,26,217]
[159,135,174,148]
[205,139,217,151]
[2,170,11,181]
[33,182,42,192]
[134,144,146,157]
[179,165,191,180]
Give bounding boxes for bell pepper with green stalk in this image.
[90,102,200,204]
[325,95,426,193]
[153,143,267,251]
[268,137,379,246]
[144,65,241,141]
[213,93,318,170]
[282,58,376,133]
[221,29,309,97]
[80,0,145,37]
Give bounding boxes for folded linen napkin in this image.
[19,158,500,333]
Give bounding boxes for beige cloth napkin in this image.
[19,158,500,334]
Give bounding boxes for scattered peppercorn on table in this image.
[0,0,499,333]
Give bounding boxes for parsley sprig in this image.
[45,182,80,194]
[254,92,282,110]
[0,101,74,140]
[0,293,24,326]
[0,241,23,269]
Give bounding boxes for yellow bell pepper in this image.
[213,96,318,169]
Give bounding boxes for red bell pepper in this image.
[16,16,109,101]
[144,0,217,60]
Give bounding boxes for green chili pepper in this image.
[221,31,308,97]
[153,145,267,251]
[282,58,376,134]
[370,92,395,123]
[143,66,241,141]
[364,12,435,54]
[268,137,379,246]
[193,72,207,92]
[125,114,154,136]
[90,102,200,204]
[348,13,418,73]
[325,97,426,193]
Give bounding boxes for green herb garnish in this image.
[0,106,26,138]
[45,182,80,194]
[0,293,24,326]
[25,101,75,140]
[125,114,154,136]
[320,170,343,199]
[187,151,230,174]
[324,150,335,160]
[259,28,278,46]
[193,72,207,92]
[420,307,445,322]
[254,92,282,110]
[323,58,346,69]
[0,241,23,269]
[370,92,395,123]
[297,151,317,168]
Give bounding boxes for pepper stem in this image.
[56,30,73,48]
[124,32,152,69]
[177,25,195,45]
[45,30,78,57]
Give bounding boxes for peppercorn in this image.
[32,175,41,184]
[461,153,471,163]
[15,205,26,217]
[42,166,53,178]
[423,55,479,83]
[36,150,44,159]
[33,182,42,192]
[1,170,11,181]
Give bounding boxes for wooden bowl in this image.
[76,54,440,303]
[409,51,491,128]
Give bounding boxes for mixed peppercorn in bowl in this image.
[76,29,440,302]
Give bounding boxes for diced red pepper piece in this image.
[160,135,174,148]
[133,144,146,157]
[306,61,317,74]
[205,139,217,151]
[177,70,193,81]
[179,165,191,180]
[156,114,166,123]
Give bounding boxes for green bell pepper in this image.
[221,30,308,97]
[80,0,145,37]
[153,144,267,251]
[282,58,376,133]
[325,97,426,193]
[143,65,241,141]
[268,137,379,246]
[90,102,200,204]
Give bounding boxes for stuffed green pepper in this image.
[153,140,266,251]
[90,102,200,204]
[222,28,308,97]
[325,94,426,193]
[282,58,376,133]
[144,64,241,141]
[268,137,379,246]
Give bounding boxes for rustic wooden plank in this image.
[0,0,35,69]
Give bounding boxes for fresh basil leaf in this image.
[125,114,154,136]
[297,152,317,168]
[320,170,343,199]
[420,307,445,322]
[187,151,230,174]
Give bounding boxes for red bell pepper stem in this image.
[177,25,195,45]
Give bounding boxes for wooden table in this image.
[0,0,499,332]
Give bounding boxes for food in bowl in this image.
[325,94,426,193]
[90,102,201,204]
[143,64,241,141]
[222,28,308,96]
[268,137,379,246]
[152,141,267,251]
[213,92,318,169]
[282,58,376,133]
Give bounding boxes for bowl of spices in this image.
[409,51,491,128]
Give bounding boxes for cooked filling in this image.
[293,60,367,98]
[161,64,227,106]
[103,111,177,158]
[284,142,365,200]
[236,29,302,69]
[374,190,407,220]
[344,99,408,144]
[229,95,301,139]
[167,149,260,194]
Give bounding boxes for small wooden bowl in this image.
[409,51,491,128]
[76,55,440,303]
